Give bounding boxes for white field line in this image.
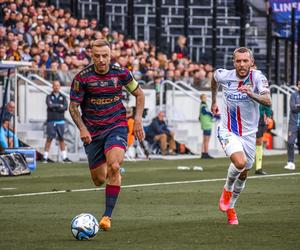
[0,172,299,199]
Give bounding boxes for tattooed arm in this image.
[69,101,92,144]
[131,86,145,141]
[211,76,219,115]
[238,85,272,107]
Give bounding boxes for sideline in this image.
[0,172,299,199]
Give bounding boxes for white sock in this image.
[44,151,48,160]
[61,150,67,160]
[229,178,247,208]
[224,163,244,192]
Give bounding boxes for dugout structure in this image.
[0,61,32,151]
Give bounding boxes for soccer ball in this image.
[71,213,99,240]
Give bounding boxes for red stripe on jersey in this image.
[85,114,126,126]
[90,123,128,137]
[227,106,231,132]
[238,80,243,88]
[88,86,122,93]
[80,73,127,83]
[237,106,242,136]
[85,102,124,115]
[104,145,126,154]
[70,96,83,102]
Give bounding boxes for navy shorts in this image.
[84,126,128,169]
[203,129,212,136]
[47,122,65,140]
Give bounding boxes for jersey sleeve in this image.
[70,74,85,103]
[253,71,270,95]
[119,68,139,93]
[213,69,225,86]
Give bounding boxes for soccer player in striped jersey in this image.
[211,47,272,225]
[69,39,145,231]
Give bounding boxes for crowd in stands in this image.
[0,0,213,90]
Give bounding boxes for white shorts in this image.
[217,126,256,169]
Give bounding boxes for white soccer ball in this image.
[71,213,99,240]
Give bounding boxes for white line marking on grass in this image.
[0,172,299,199]
[0,187,16,190]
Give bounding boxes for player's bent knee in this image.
[232,158,247,169]
[92,176,106,186]
[239,170,248,180]
[107,161,122,175]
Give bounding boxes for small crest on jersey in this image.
[73,80,80,91]
[226,81,232,87]
[112,77,118,88]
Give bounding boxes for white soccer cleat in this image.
[284,162,296,170]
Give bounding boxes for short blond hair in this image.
[91,39,110,49]
[233,47,254,60]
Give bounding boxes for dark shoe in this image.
[43,158,48,163]
[255,169,267,175]
[201,153,214,159]
[62,157,72,163]
[206,154,214,159]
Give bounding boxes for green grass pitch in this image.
[0,155,299,250]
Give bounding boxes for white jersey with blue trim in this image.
[214,69,269,136]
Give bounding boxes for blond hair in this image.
[91,39,111,49]
[233,47,254,60]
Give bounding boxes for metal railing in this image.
[16,73,80,155]
[270,84,291,142]
[159,80,201,123]
[27,74,71,100]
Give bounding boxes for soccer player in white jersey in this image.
[211,47,272,225]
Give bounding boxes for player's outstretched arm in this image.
[211,76,219,115]
[69,101,92,144]
[131,86,145,141]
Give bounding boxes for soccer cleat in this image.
[43,158,48,163]
[62,157,72,163]
[284,162,295,170]
[255,169,267,175]
[99,216,111,231]
[219,188,232,212]
[226,208,239,225]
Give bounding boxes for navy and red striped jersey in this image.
[70,64,138,137]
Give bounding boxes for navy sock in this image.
[103,184,120,217]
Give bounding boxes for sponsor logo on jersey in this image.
[90,96,120,105]
[224,92,250,101]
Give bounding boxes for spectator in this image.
[145,111,176,155]
[284,80,300,170]
[0,117,19,149]
[57,63,74,86]
[0,46,7,60]
[174,35,189,59]
[6,40,21,61]
[43,80,71,163]
[126,107,136,158]
[0,101,19,149]
[20,44,32,61]
[0,101,15,127]
[255,104,273,175]
[199,94,219,159]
